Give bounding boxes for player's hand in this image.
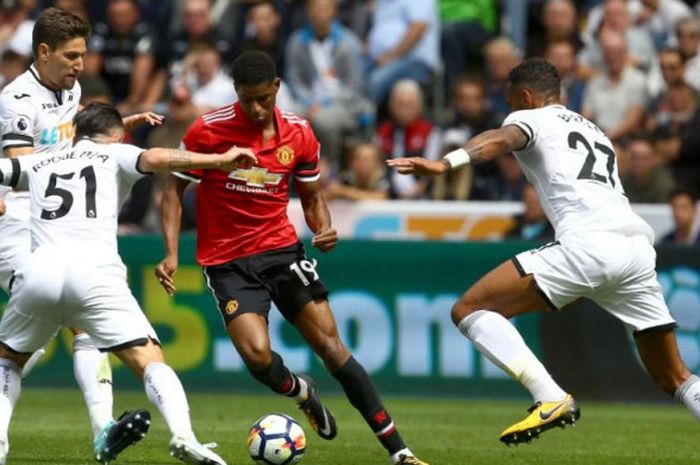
[387,157,449,176]
[122,112,165,130]
[221,146,257,170]
[311,227,338,252]
[155,255,178,296]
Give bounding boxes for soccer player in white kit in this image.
[0,102,257,465]
[389,59,700,445]
[0,7,164,457]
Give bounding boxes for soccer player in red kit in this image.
[155,51,428,465]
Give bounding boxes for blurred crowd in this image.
[0,0,699,244]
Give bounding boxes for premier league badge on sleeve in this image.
[12,115,30,134]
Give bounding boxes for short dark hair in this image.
[508,59,561,98]
[231,50,276,87]
[74,102,124,139]
[32,7,91,56]
[670,186,699,204]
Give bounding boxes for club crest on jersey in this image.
[228,167,283,188]
[225,300,239,315]
[276,145,295,165]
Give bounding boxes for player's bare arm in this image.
[156,175,191,296]
[296,179,338,252]
[387,125,528,176]
[138,146,257,173]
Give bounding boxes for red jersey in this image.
[179,103,320,266]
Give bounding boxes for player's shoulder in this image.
[0,71,37,106]
[199,104,237,128]
[278,109,314,139]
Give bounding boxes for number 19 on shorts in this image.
[289,259,319,286]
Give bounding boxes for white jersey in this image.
[0,139,146,252]
[0,64,81,211]
[502,104,653,241]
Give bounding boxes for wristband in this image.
[443,148,471,169]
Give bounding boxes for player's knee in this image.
[239,342,273,370]
[450,296,478,326]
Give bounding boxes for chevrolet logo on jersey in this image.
[228,167,283,188]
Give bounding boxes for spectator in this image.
[621,134,675,203]
[675,17,700,91]
[0,0,33,59]
[660,187,700,245]
[637,0,692,49]
[0,50,27,90]
[376,79,440,199]
[145,0,234,109]
[546,40,585,113]
[653,83,700,188]
[79,75,113,105]
[236,1,285,76]
[442,75,501,197]
[54,0,88,19]
[439,0,496,90]
[169,43,237,119]
[504,184,555,241]
[484,36,522,121]
[85,0,156,112]
[444,75,502,140]
[286,0,367,171]
[582,31,648,142]
[366,0,439,104]
[647,47,687,105]
[431,128,472,200]
[577,0,656,74]
[471,152,526,201]
[527,0,583,58]
[325,142,389,201]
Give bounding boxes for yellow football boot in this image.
[499,394,580,445]
[397,454,431,465]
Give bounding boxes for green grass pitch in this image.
[7,388,699,465]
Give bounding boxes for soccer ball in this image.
[247,413,306,465]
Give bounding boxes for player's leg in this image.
[114,340,226,465]
[634,329,700,418]
[69,326,114,442]
[0,345,28,465]
[293,299,427,465]
[452,251,579,444]
[203,261,315,407]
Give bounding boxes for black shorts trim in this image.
[511,257,526,277]
[99,337,154,353]
[633,322,679,337]
[0,340,32,356]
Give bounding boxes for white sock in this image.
[458,310,567,403]
[292,375,309,403]
[0,359,21,452]
[73,334,113,439]
[144,362,195,439]
[391,448,413,464]
[675,375,700,421]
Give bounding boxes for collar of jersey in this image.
[29,63,64,104]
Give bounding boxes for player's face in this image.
[236,79,280,125]
[42,37,87,90]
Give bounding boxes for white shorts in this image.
[0,244,159,353]
[0,214,31,294]
[514,232,676,333]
